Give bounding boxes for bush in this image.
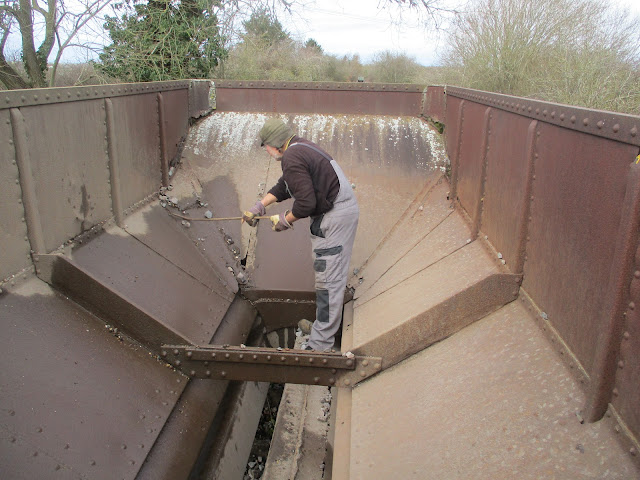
[441,0,640,114]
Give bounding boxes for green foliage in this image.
[97,0,226,82]
[366,51,420,83]
[304,38,323,54]
[442,0,640,114]
[241,7,290,47]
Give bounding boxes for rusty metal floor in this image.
[332,186,638,479]
[336,300,637,479]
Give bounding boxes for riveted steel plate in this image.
[0,278,186,480]
[447,86,640,147]
[455,101,489,225]
[349,301,639,479]
[214,81,424,116]
[124,204,236,300]
[0,81,190,111]
[162,344,382,387]
[160,89,189,163]
[482,111,535,270]
[69,226,230,345]
[423,85,445,122]
[522,124,637,374]
[19,100,112,252]
[355,180,466,303]
[0,108,31,281]
[109,94,161,211]
[214,80,424,92]
[353,240,501,349]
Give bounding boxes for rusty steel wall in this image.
[0,109,31,280]
[435,86,640,442]
[422,85,445,123]
[0,81,202,283]
[213,80,425,116]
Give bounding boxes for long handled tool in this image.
[168,211,270,222]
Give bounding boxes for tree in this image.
[304,38,322,54]
[97,0,226,82]
[240,7,290,47]
[367,51,420,83]
[0,0,112,89]
[442,0,640,113]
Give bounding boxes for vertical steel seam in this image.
[514,121,539,274]
[105,98,124,227]
[157,93,169,187]
[10,108,45,254]
[584,161,640,422]
[449,100,465,201]
[472,107,492,238]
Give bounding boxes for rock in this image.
[170,197,178,205]
[204,210,213,219]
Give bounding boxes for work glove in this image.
[270,211,293,232]
[242,201,266,227]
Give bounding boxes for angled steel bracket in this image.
[161,344,382,388]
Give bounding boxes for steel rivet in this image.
[360,371,366,377]
[314,377,320,384]
[362,360,369,366]
[322,359,328,364]
[617,361,624,369]
[225,353,230,359]
[280,356,286,362]
[631,448,637,456]
[206,370,211,376]
[294,357,299,362]
[267,355,271,361]
[344,379,351,386]
[329,378,335,384]
[186,351,192,358]
[190,370,196,376]
[309,358,314,364]
[252,355,257,360]
[175,360,181,366]
[583,118,589,126]
[570,116,576,123]
[631,127,637,137]
[211,353,216,358]
[613,388,619,396]
[173,349,179,355]
[161,351,167,357]
[346,359,354,367]
[597,120,604,129]
[560,113,565,121]
[624,332,630,340]
[634,271,640,279]
[221,371,227,377]
[629,302,635,310]
[239,354,244,360]
[375,363,381,369]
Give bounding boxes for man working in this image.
[243,118,359,352]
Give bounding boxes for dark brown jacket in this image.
[268,136,340,219]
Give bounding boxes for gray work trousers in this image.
[307,160,359,351]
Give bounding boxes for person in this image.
[243,118,359,352]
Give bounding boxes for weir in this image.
[0,80,639,479]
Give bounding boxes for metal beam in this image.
[161,345,382,388]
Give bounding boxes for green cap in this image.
[259,118,294,148]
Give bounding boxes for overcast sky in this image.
[278,0,640,66]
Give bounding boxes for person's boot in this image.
[297,318,313,335]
